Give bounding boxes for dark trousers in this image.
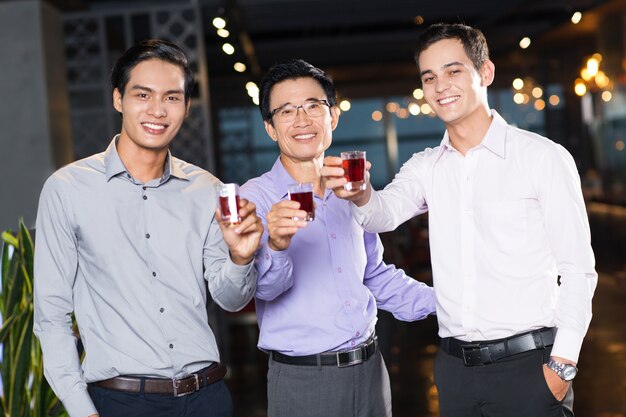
[88,380,233,417]
[435,345,574,417]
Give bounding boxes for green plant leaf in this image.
[19,220,34,289]
[1,230,18,248]
[8,312,34,417]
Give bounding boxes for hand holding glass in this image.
[288,183,315,221]
[218,183,241,226]
[341,151,367,191]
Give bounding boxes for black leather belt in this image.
[440,327,555,366]
[92,363,226,397]
[271,336,378,367]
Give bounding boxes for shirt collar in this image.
[480,109,507,159]
[437,109,507,160]
[268,156,331,200]
[103,135,189,182]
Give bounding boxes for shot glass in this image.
[217,183,241,226]
[287,183,315,221]
[341,150,367,191]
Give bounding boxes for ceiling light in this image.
[534,99,546,111]
[339,99,351,112]
[217,29,230,38]
[212,17,226,29]
[512,78,524,90]
[586,57,599,77]
[574,79,587,96]
[408,103,420,115]
[233,62,246,72]
[548,95,560,106]
[531,87,543,98]
[571,12,582,24]
[420,103,431,114]
[601,91,612,102]
[412,88,424,100]
[222,43,235,55]
[386,102,399,113]
[372,111,383,122]
[519,37,531,49]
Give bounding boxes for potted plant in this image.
[1,219,66,417]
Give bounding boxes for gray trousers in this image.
[267,350,392,417]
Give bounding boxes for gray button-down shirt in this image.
[33,137,256,417]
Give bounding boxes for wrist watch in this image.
[547,358,578,381]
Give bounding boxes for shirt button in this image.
[160,307,165,313]
[337,267,342,273]
[142,186,147,190]
[152,271,157,277]
[330,233,336,239]
[143,195,148,200]
[356,331,360,337]
[146,233,150,239]
[169,344,174,349]
[345,301,351,307]
[265,254,270,260]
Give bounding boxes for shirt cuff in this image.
[550,326,584,364]
[61,388,98,417]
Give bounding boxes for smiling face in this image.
[113,58,189,154]
[418,38,494,128]
[264,77,338,167]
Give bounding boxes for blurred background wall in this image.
[1,0,626,231]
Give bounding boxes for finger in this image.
[323,155,343,167]
[324,177,348,190]
[269,207,309,222]
[320,165,345,179]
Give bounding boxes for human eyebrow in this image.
[129,85,154,93]
[442,61,465,69]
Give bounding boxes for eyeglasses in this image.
[269,99,331,123]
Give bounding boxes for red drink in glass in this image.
[341,151,367,191]
[217,183,241,225]
[288,183,315,221]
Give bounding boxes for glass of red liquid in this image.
[341,150,367,191]
[287,183,314,221]
[217,183,241,225]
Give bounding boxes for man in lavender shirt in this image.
[240,59,436,417]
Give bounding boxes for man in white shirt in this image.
[322,23,597,417]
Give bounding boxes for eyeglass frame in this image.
[268,99,332,123]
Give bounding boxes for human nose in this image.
[293,105,311,125]
[148,99,167,117]
[435,78,451,93]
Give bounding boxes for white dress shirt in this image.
[352,110,597,363]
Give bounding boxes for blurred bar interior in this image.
[0,0,625,415]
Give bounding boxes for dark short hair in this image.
[110,39,194,103]
[415,23,489,74]
[259,59,337,122]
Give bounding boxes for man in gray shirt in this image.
[33,39,262,417]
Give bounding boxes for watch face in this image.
[562,365,577,381]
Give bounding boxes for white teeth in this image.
[294,133,315,139]
[438,96,459,105]
[142,123,165,130]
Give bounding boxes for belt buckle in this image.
[172,374,200,397]
[461,344,491,366]
[336,347,363,368]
